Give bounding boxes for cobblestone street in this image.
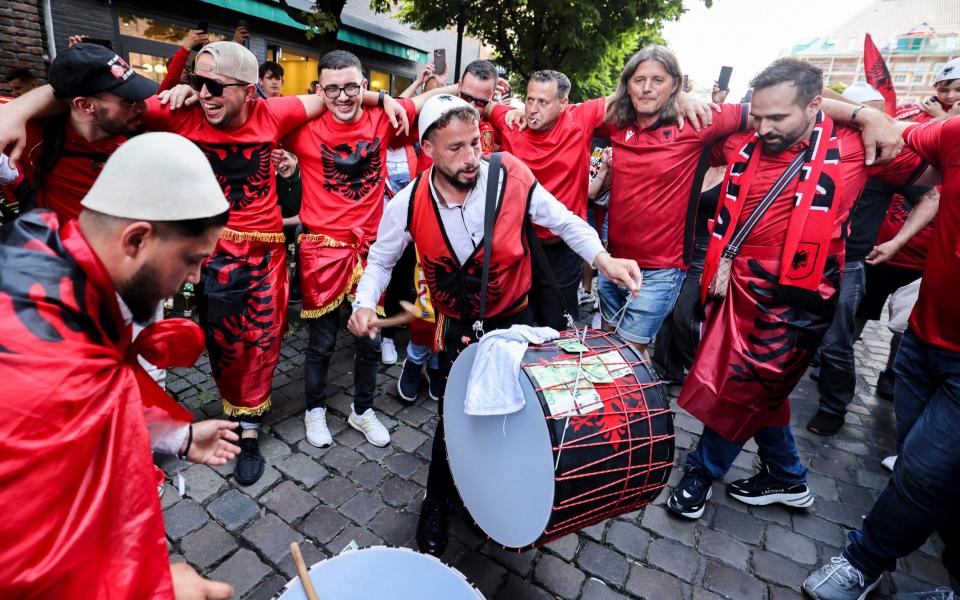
[161,307,949,599]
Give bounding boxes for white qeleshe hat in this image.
[842,82,884,104]
[934,57,960,84]
[81,132,229,221]
[418,94,476,143]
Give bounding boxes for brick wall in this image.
[50,0,113,53]
[0,0,48,95]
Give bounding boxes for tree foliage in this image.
[369,0,708,101]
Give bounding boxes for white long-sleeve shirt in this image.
[353,159,606,311]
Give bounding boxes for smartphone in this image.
[717,65,733,91]
[433,49,446,74]
[197,20,209,33]
[237,19,247,29]
[83,37,113,50]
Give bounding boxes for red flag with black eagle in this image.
[0,211,200,598]
[864,33,897,115]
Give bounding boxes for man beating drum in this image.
[348,94,641,556]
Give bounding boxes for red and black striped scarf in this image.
[701,111,841,299]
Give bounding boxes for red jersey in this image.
[284,99,417,240]
[21,120,125,222]
[479,118,500,153]
[874,191,935,270]
[142,96,307,233]
[599,103,747,269]
[490,98,606,238]
[713,126,925,249]
[902,119,960,353]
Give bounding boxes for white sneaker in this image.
[349,408,390,447]
[381,338,398,365]
[305,407,333,447]
[882,455,897,472]
[577,288,595,305]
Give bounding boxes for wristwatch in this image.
[378,90,385,108]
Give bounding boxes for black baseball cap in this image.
[49,43,157,100]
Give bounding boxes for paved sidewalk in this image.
[162,309,949,599]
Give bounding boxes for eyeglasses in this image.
[190,74,247,97]
[322,83,362,99]
[459,91,490,108]
[93,95,140,109]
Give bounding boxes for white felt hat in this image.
[934,57,960,84]
[81,132,228,221]
[842,82,884,103]
[418,94,476,142]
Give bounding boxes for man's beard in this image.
[96,107,142,137]
[436,162,479,192]
[761,119,812,154]
[118,261,166,326]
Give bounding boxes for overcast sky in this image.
[662,0,875,99]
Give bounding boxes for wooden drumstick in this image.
[368,300,419,329]
[290,542,320,600]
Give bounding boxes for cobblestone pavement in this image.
[161,307,949,599]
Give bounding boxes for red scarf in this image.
[701,111,840,303]
[0,212,199,599]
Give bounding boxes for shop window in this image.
[392,74,413,96]
[268,47,320,96]
[368,69,391,93]
[128,51,170,84]
[118,12,227,45]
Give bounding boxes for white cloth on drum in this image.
[465,325,560,416]
[887,278,921,334]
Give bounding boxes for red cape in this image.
[0,212,200,598]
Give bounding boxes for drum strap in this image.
[474,152,502,338]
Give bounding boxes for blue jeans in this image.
[684,425,808,485]
[817,260,867,416]
[598,267,685,345]
[406,340,439,370]
[843,329,960,580]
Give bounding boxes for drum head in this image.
[274,546,484,599]
[444,343,556,548]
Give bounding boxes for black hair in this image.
[154,210,230,239]
[750,58,823,107]
[318,50,363,78]
[5,68,35,83]
[463,60,497,82]
[423,105,479,143]
[529,69,571,100]
[259,61,284,79]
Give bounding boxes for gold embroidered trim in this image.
[220,228,285,243]
[222,394,272,417]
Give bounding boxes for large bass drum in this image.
[274,546,485,599]
[444,329,674,550]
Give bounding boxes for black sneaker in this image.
[397,358,423,402]
[234,437,265,486]
[727,467,814,508]
[807,409,845,436]
[876,369,895,400]
[667,470,713,519]
[416,497,449,556]
[425,365,442,401]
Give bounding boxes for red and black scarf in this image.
[701,111,840,302]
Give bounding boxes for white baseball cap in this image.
[196,41,259,84]
[81,132,229,221]
[418,94,476,142]
[934,57,960,84]
[842,82,884,104]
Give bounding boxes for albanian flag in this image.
[864,33,897,115]
[0,211,200,599]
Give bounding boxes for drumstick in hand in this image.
[290,542,320,600]
[368,300,419,330]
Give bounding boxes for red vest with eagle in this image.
[406,153,534,321]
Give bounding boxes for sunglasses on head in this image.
[190,74,247,97]
[459,91,490,108]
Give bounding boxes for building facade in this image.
[2,0,488,98]
[785,0,959,104]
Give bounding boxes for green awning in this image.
[199,0,428,63]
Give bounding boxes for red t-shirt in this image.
[283,99,417,240]
[142,95,308,233]
[714,126,925,249]
[491,98,606,238]
[599,103,747,269]
[874,191,935,270]
[21,120,125,222]
[902,119,960,353]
